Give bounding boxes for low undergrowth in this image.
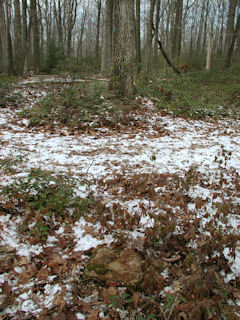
[0,168,92,242]
[0,161,239,319]
[20,82,136,131]
[0,76,20,107]
[136,65,240,119]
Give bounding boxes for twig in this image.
[85,158,94,174]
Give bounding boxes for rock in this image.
[0,245,16,273]
[84,246,143,286]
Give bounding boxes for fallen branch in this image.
[158,40,181,75]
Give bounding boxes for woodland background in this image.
[0,0,239,78]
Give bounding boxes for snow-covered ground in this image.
[0,77,239,319]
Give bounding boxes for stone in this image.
[84,246,143,286]
[0,245,16,273]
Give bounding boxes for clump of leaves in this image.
[1,168,91,218]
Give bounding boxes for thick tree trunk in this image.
[196,1,205,54]
[224,0,238,66]
[77,10,86,61]
[0,1,8,73]
[202,0,209,54]
[224,12,240,68]
[135,0,141,73]
[101,0,113,72]
[171,0,183,58]
[224,0,238,53]
[109,0,136,99]
[5,1,13,74]
[14,0,23,75]
[66,0,78,57]
[143,0,156,73]
[54,0,64,57]
[22,0,30,76]
[95,0,102,59]
[31,0,40,73]
[154,0,161,72]
[176,0,183,57]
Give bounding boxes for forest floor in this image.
[0,74,240,320]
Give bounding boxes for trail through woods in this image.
[0,76,240,319]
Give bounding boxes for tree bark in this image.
[0,0,8,73]
[135,0,141,73]
[109,0,136,99]
[224,12,240,67]
[101,0,113,72]
[14,0,23,75]
[77,9,86,61]
[143,0,156,73]
[154,0,161,72]
[31,0,40,73]
[224,0,238,53]
[206,32,212,70]
[171,0,183,58]
[95,0,102,59]
[224,0,238,66]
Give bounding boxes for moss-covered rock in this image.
[84,246,143,286]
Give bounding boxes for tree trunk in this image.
[5,0,13,74]
[171,0,183,58]
[95,0,102,59]
[154,0,161,72]
[54,0,64,57]
[224,0,238,51]
[206,32,212,70]
[143,0,156,73]
[224,0,238,65]
[14,0,23,75]
[77,10,86,61]
[175,0,183,57]
[22,0,29,76]
[109,0,136,99]
[66,0,78,57]
[101,0,113,72]
[135,0,141,73]
[224,12,240,67]
[31,0,40,73]
[0,0,8,73]
[196,1,205,54]
[202,0,209,54]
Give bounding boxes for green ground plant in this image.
[0,168,91,241]
[136,64,240,119]
[0,155,24,174]
[0,76,20,107]
[20,81,134,130]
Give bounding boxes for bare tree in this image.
[224,10,240,67]
[110,0,136,98]
[224,0,238,66]
[0,0,8,73]
[154,0,161,71]
[101,0,113,72]
[143,0,156,73]
[135,0,141,73]
[95,0,102,59]
[30,0,40,73]
[14,0,23,75]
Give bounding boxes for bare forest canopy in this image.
[0,0,239,76]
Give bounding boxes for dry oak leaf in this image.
[102,286,118,304]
